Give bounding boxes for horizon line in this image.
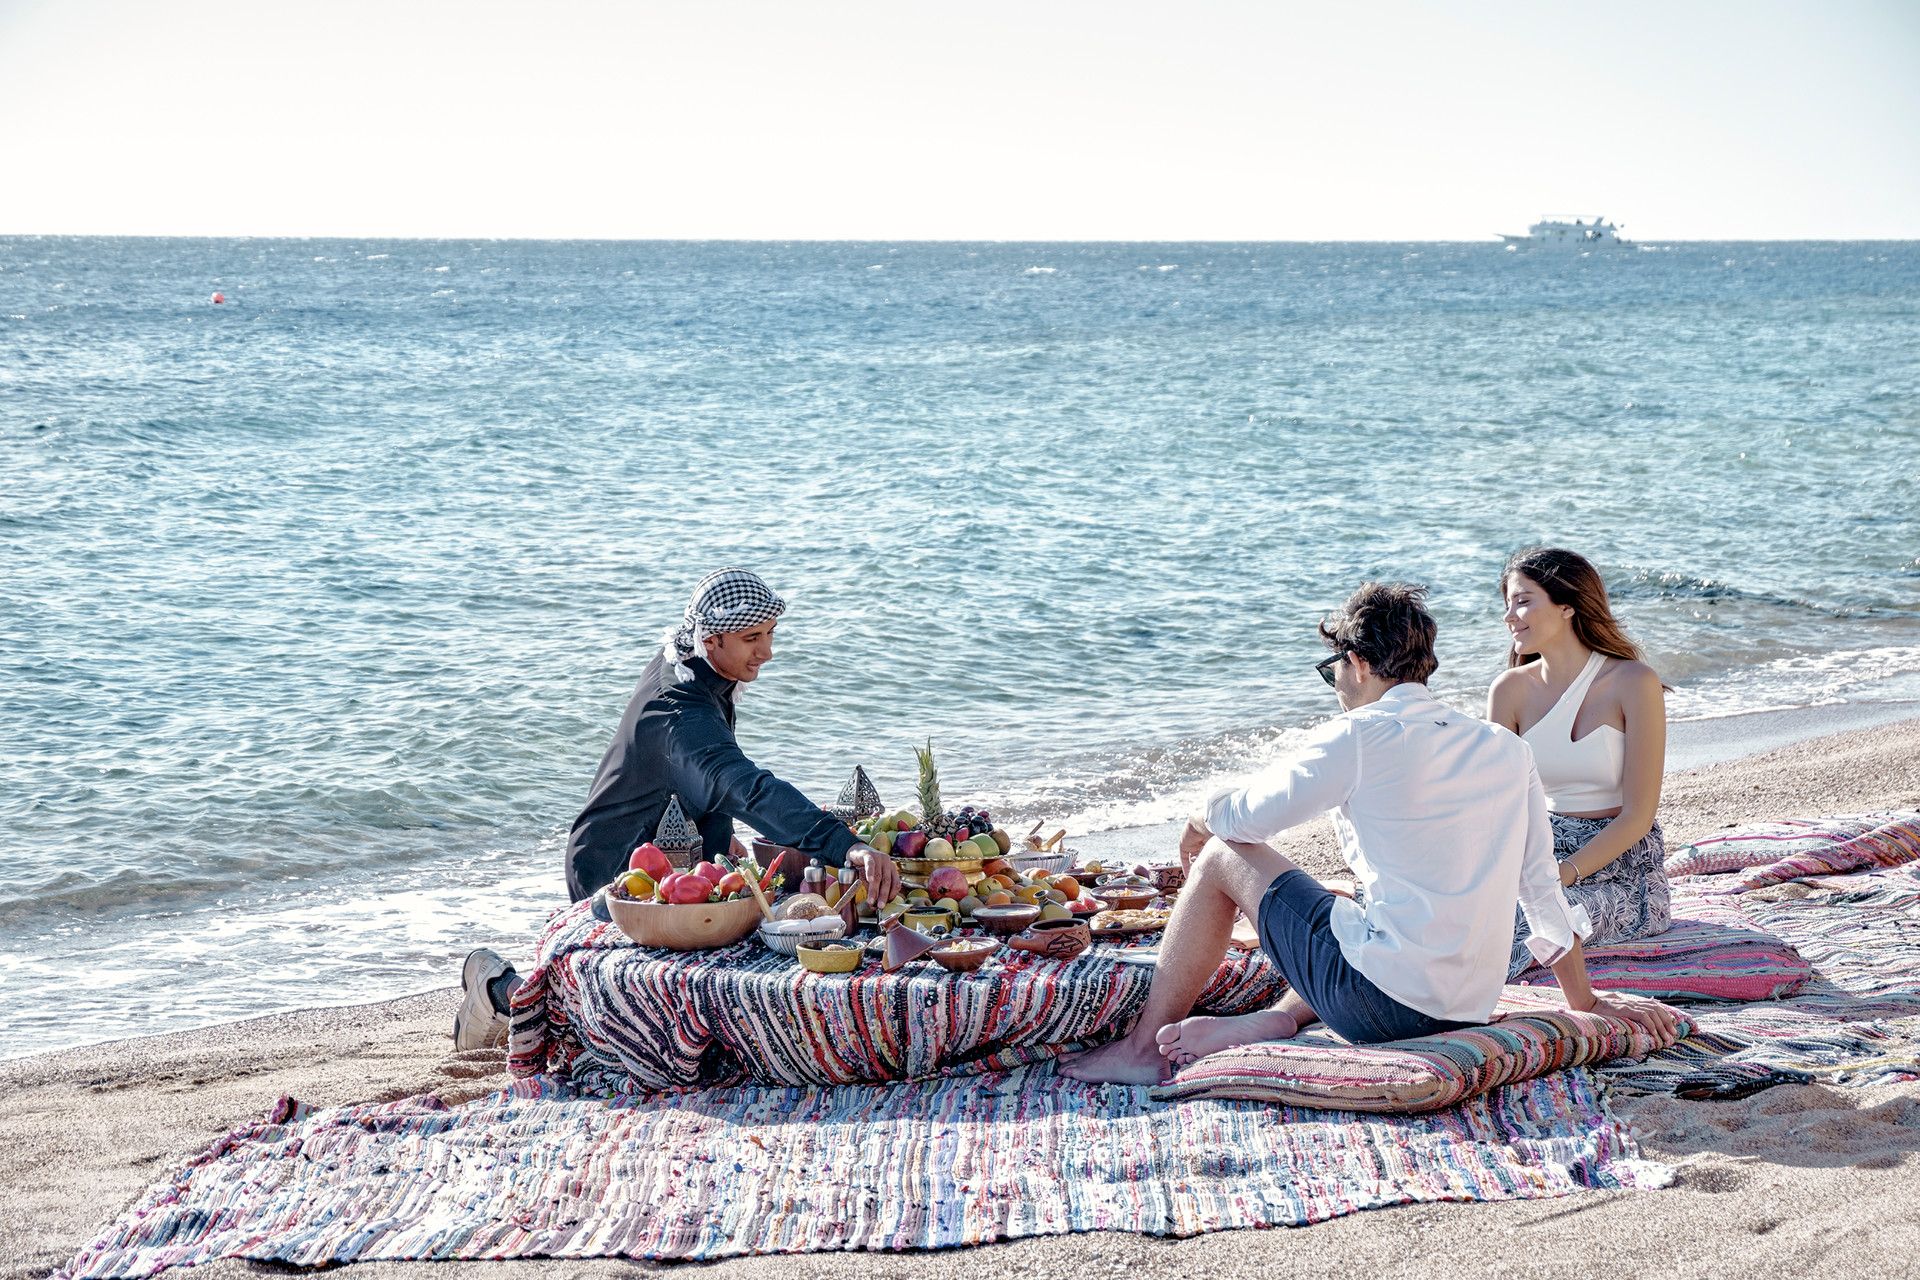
[6,232,1920,245]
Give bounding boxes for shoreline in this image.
[1076,699,1920,864]
[6,718,1919,1277]
[10,701,1918,1068]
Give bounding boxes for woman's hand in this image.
[849,846,900,906]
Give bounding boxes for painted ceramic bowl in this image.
[1007,917,1091,961]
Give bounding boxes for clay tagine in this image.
[882,919,942,971]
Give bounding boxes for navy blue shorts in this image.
[1256,869,1473,1045]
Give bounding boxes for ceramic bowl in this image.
[972,903,1042,936]
[605,893,763,951]
[903,907,959,934]
[796,940,866,973]
[757,916,847,956]
[929,938,1000,973]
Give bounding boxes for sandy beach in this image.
[7,716,1919,1280]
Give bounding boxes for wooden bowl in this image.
[605,893,763,951]
[929,938,1000,973]
[972,903,1042,936]
[1101,887,1158,911]
[797,940,866,973]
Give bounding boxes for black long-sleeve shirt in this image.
[563,653,857,901]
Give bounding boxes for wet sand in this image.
[5,717,1918,1279]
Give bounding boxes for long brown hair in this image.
[1502,547,1646,670]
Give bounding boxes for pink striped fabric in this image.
[1152,985,1689,1113]
[1664,810,1920,891]
[1511,882,1810,1002]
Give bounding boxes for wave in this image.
[1613,570,1916,621]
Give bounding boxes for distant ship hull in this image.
[1499,215,1631,250]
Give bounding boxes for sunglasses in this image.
[1315,651,1346,687]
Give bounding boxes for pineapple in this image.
[915,740,960,841]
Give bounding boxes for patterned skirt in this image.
[1507,815,1671,979]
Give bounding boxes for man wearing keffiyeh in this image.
[454,568,900,1050]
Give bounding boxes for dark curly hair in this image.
[1318,582,1439,685]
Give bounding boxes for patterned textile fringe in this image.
[1598,867,1920,1098]
[61,1066,1665,1278]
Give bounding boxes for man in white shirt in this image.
[1066,583,1677,1086]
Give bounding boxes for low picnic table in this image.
[507,899,1284,1093]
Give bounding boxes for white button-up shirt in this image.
[1205,683,1591,1024]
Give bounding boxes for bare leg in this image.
[1063,837,1308,1084]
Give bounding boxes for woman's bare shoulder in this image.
[1486,666,1534,717]
[1603,658,1663,691]
[1488,666,1539,695]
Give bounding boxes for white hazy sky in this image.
[3,0,1916,239]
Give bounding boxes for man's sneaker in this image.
[453,948,512,1051]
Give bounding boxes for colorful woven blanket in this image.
[1598,866,1920,1098]
[62,1065,1667,1276]
[509,900,1282,1092]
[1664,810,1920,892]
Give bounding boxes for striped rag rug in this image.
[509,900,1283,1092]
[1597,865,1920,1098]
[61,1064,1666,1277]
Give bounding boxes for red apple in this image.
[629,843,672,881]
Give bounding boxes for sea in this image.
[4,237,1918,1057]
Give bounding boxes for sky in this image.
[2,0,1916,239]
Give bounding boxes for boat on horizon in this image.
[1499,214,1631,251]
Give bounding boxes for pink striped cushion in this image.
[1512,893,1810,1002]
[1151,986,1687,1114]
[1664,811,1920,890]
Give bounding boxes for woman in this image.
[1488,547,1670,977]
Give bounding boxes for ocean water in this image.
[3,237,1918,1057]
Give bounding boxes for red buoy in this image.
[211,292,225,304]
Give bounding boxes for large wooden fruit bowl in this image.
[605,892,763,951]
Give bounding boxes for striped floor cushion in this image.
[1151,986,1688,1114]
[1511,893,1811,1002]
[1664,810,1920,891]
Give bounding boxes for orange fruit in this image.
[985,890,1013,907]
[1054,875,1080,901]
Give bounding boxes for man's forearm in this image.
[1548,938,1597,1011]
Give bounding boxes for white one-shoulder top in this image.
[1521,651,1626,813]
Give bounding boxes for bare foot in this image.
[1154,1008,1299,1069]
[1060,1036,1168,1086]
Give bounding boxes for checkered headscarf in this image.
[662,568,787,687]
